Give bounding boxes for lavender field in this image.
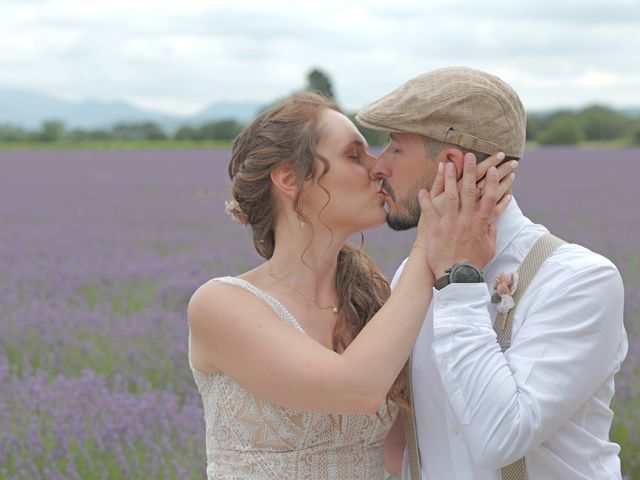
[1,147,639,479]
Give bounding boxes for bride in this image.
[188,91,512,479]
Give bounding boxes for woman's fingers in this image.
[475,152,505,182]
[478,172,515,205]
[477,159,518,190]
[460,153,477,217]
[490,193,512,222]
[477,166,499,223]
[443,162,460,220]
[430,162,445,199]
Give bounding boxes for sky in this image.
[1,0,639,116]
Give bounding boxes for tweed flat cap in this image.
[357,66,526,158]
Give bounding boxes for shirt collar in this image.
[482,196,529,273]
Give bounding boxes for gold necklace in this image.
[267,260,338,315]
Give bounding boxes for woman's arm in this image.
[188,240,434,414]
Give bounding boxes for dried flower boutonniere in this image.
[492,271,519,319]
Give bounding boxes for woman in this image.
[188,91,512,479]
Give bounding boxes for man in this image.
[357,66,628,479]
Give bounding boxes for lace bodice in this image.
[189,276,398,480]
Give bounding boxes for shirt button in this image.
[438,300,448,308]
[452,424,460,434]
[441,356,449,368]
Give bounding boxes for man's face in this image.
[370,132,438,230]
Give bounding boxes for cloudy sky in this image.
[1,0,639,115]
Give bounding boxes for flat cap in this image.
[357,66,526,158]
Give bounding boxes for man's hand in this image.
[416,155,508,279]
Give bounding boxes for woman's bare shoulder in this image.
[189,278,244,324]
[187,275,276,331]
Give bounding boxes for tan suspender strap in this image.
[494,233,566,480]
[404,353,421,480]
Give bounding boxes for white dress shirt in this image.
[396,198,628,480]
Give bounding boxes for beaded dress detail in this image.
[188,276,398,480]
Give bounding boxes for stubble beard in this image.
[385,173,431,231]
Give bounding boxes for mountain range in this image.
[2,88,639,133]
[0,88,264,132]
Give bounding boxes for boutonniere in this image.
[491,271,519,316]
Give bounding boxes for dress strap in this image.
[213,277,306,333]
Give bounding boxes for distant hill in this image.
[1,88,638,133]
[0,88,263,131]
[191,101,263,124]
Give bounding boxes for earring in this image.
[299,221,305,229]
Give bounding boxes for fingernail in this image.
[446,162,455,173]
[438,162,443,173]
[510,173,516,180]
[510,161,519,169]
[497,152,505,160]
[505,194,512,202]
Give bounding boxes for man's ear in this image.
[442,148,466,180]
[270,165,299,200]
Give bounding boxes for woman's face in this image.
[301,108,387,234]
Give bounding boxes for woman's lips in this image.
[377,179,388,196]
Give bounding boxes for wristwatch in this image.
[435,263,484,290]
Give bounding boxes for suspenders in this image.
[403,233,566,480]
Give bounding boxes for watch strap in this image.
[434,273,451,290]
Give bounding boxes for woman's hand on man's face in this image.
[429,152,517,221]
[416,154,510,278]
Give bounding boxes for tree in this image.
[174,125,203,141]
[537,115,582,145]
[631,120,640,145]
[306,68,334,99]
[111,122,167,141]
[0,124,31,141]
[578,105,629,141]
[199,120,244,140]
[39,120,66,142]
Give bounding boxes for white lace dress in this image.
[189,276,398,480]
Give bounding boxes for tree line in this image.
[1,69,639,146]
[0,119,245,143]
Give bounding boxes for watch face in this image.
[451,264,483,283]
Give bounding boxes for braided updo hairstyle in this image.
[227,91,409,415]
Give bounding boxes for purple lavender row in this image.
[0,147,638,478]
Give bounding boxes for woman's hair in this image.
[227,90,410,416]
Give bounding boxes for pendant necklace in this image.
[267,260,338,315]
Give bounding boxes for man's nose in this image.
[369,151,391,180]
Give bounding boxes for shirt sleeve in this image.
[431,258,626,468]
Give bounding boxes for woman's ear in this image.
[270,165,299,200]
[442,148,466,180]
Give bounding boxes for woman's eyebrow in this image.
[349,139,368,149]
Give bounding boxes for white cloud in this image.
[0,0,639,115]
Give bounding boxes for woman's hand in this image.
[430,152,516,221]
[415,154,502,278]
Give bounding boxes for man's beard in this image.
[383,179,424,231]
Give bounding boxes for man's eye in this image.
[348,151,361,161]
[393,149,402,154]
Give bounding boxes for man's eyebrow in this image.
[389,132,398,142]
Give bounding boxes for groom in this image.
[357,67,628,479]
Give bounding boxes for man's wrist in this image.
[435,263,484,290]
[434,268,447,279]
